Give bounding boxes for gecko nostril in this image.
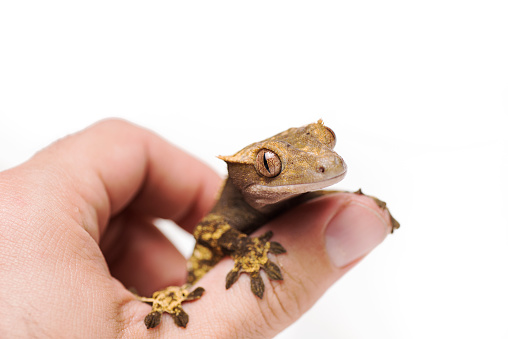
[318,166,325,173]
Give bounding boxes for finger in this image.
[100,213,187,296]
[123,192,392,337]
[23,118,221,241]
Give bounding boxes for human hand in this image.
[0,119,392,338]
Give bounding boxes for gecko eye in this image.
[324,127,336,149]
[255,149,282,178]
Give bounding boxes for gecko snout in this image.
[315,154,346,177]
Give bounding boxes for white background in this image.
[1,1,507,338]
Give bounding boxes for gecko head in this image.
[218,120,347,209]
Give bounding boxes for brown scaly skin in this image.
[139,120,399,329]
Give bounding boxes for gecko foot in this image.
[138,285,204,329]
[225,231,286,298]
[354,189,400,232]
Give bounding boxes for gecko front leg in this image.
[191,214,287,298]
[220,229,286,298]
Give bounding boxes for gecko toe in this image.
[258,230,273,242]
[144,311,162,329]
[172,308,190,328]
[225,268,241,289]
[268,241,286,254]
[250,271,265,298]
[263,260,283,281]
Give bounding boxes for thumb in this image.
[133,192,393,338]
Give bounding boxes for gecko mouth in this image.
[255,170,347,195]
[244,167,347,208]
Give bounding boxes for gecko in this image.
[138,120,399,329]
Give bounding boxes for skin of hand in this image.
[0,119,393,338]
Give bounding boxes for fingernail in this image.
[325,201,390,268]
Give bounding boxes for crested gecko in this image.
[138,120,399,329]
